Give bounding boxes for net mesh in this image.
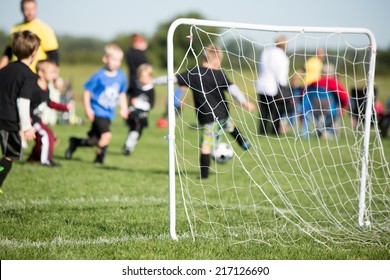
[171,23,390,247]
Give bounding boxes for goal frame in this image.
[166,18,377,240]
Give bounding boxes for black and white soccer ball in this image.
[211,142,234,163]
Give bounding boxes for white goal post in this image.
[166,18,389,245]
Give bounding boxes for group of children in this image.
[65,41,253,180]
[0,30,254,192]
[0,30,75,190]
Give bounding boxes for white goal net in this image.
[166,19,390,247]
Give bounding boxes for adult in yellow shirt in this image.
[0,0,59,72]
[304,48,325,86]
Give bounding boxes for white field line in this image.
[0,196,167,209]
[0,233,193,249]
[1,195,284,213]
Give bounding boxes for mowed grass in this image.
[0,64,389,259]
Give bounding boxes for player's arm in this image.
[46,49,60,65]
[152,75,178,85]
[16,97,35,141]
[0,46,12,69]
[228,84,255,112]
[83,90,94,121]
[118,92,129,119]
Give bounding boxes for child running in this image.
[27,59,73,167]
[0,30,40,191]
[65,43,128,164]
[157,44,255,179]
[122,63,155,155]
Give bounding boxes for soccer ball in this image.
[156,117,168,129]
[211,142,234,163]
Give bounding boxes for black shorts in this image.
[88,117,111,139]
[0,130,22,160]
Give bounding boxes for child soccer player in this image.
[0,30,40,191]
[122,63,155,155]
[27,60,73,167]
[158,44,255,179]
[65,44,128,164]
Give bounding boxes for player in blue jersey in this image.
[65,44,128,164]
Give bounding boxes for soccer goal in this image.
[166,18,389,246]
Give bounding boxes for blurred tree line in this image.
[0,12,389,75]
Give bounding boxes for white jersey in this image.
[255,46,289,96]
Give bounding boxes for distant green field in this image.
[0,64,389,259]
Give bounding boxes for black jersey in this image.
[176,67,232,125]
[0,61,37,131]
[30,83,50,124]
[30,83,68,124]
[125,48,149,93]
[130,84,155,108]
[129,83,155,119]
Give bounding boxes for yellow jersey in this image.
[8,18,59,72]
[304,56,323,86]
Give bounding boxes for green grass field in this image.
[0,64,389,260]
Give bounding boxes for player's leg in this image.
[199,123,216,179]
[0,157,12,191]
[95,131,111,164]
[0,130,22,190]
[93,117,112,164]
[32,122,59,167]
[223,118,251,151]
[123,116,140,156]
[270,96,281,135]
[258,94,271,135]
[65,121,100,159]
[27,130,41,163]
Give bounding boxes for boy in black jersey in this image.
[122,63,154,155]
[0,30,40,191]
[175,44,255,179]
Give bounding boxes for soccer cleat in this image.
[122,146,131,156]
[93,158,103,164]
[240,139,251,151]
[93,154,104,164]
[65,137,77,159]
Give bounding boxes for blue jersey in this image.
[84,68,127,120]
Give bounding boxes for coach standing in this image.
[255,36,290,136]
[0,0,59,72]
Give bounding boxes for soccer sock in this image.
[200,154,210,179]
[125,131,139,151]
[230,127,249,149]
[79,138,95,147]
[0,157,13,187]
[95,146,108,164]
[71,137,96,148]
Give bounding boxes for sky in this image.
[0,0,389,49]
